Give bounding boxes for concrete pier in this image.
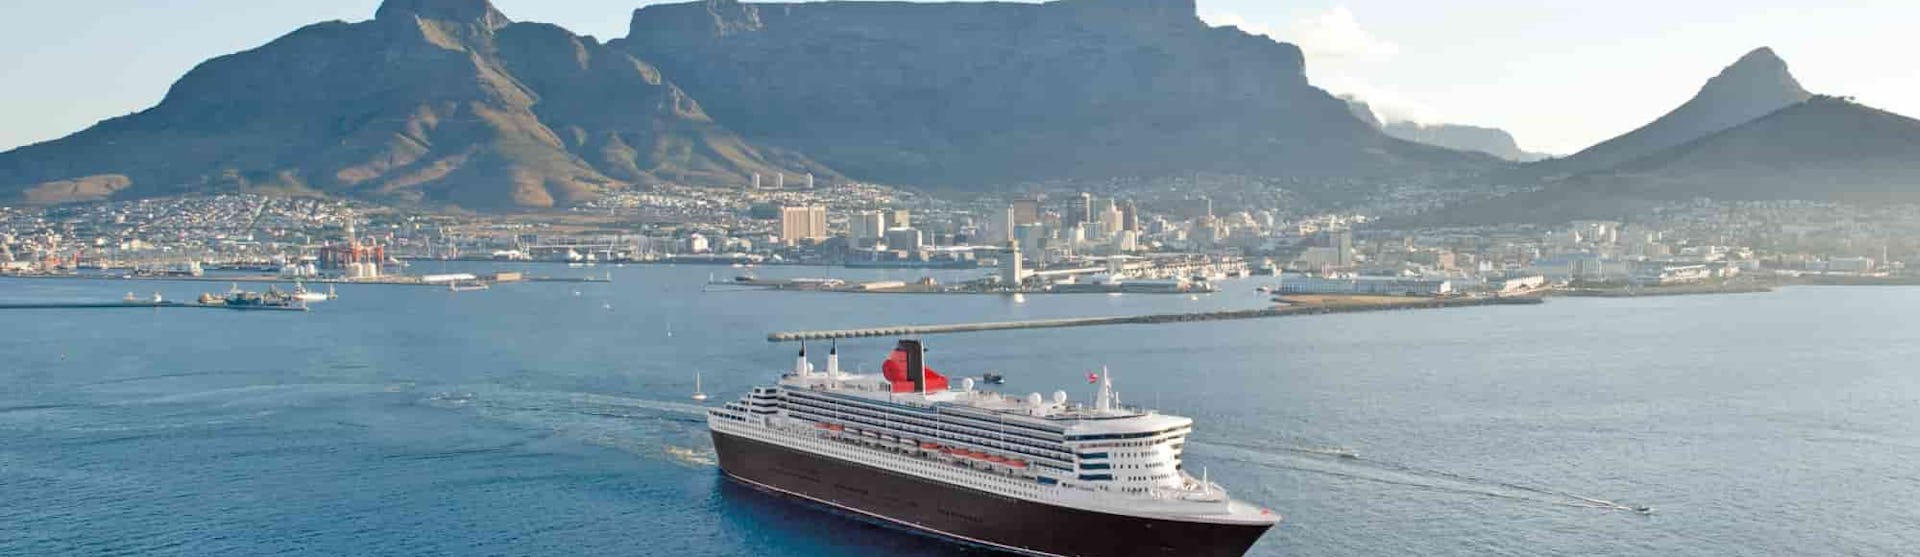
[0,301,307,312]
[767,295,1543,342]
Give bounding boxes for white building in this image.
[780,205,829,246]
[850,210,886,243]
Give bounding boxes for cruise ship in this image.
[707,340,1278,556]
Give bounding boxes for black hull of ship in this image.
[712,430,1272,557]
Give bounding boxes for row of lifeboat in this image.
[815,422,1029,470]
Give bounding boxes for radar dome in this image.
[961,378,975,391]
[1052,391,1068,406]
[1027,393,1044,407]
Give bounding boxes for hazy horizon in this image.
[1,0,1915,156]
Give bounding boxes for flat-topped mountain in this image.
[615,0,1490,188]
[0,0,831,209]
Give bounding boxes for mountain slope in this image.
[1602,97,1920,201]
[1416,97,1920,224]
[0,0,832,209]
[615,0,1493,187]
[1530,47,1811,177]
[1342,96,1542,162]
[1381,122,1545,162]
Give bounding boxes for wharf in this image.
[767,295,1541,342]
[0,301,307,312]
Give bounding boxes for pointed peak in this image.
[1733,46,1784,66]
[1700,46,1809,100]
[376,0,511,30]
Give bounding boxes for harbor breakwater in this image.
[767,295,1543,342]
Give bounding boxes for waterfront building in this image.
[884,227,924,251]
[1000,241,1025,286]
[781,206,830,246]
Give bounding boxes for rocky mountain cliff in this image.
[0,0,832,209]
[616,0,1490,188]
[1531,47,1812,177]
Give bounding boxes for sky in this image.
[1,0,1916,155]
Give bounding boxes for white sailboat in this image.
[691,373,709,402]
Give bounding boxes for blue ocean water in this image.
[2,266,1918,556]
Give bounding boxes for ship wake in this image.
[1195,441,1651,514]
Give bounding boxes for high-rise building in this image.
[1096,204,1124,241]
[884,227,924,250]
[996,206,1017,244]
[1331,229,1354,267]
[1064,193,1091,230]
[850,210,886,243]
[883,209,911,230]
[780,205,829,246]
[1119,200,1139,232]
[1011,198,1042,226]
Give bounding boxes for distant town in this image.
[4,174,1915,300]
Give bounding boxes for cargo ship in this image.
[707,340,1278,556]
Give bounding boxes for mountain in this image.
[1597,96,1920,202]
[1417,97,1920,225]
[614,0,1493,188]
[1532,47,1811,177]
[0,0,833,209]
[1341,96,1542,162]
[1380,123,1545,162]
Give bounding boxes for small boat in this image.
[292,281,329,303]
[981,372,1006,385]
[691,373,709,402]
[448,281,490,292]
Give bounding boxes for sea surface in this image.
[2,265,1917,556]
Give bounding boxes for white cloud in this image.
[1204,6,1435,125]
[1285,6,1399,66]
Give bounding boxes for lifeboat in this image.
[826,424,844,432]
[987,456,1008,464]
[1008,460,1029,469]
[815,423,833,429]
[968,451,991,460]
[920,442,941,450]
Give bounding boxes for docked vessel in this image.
[707,340,1278,556]
[195,284,306,311]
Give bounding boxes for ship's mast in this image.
[1095,366,1114,412]
[826,340,842,384]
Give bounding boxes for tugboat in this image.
[980,371,1007,385]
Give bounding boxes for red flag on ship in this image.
[1087,371,1099,384]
